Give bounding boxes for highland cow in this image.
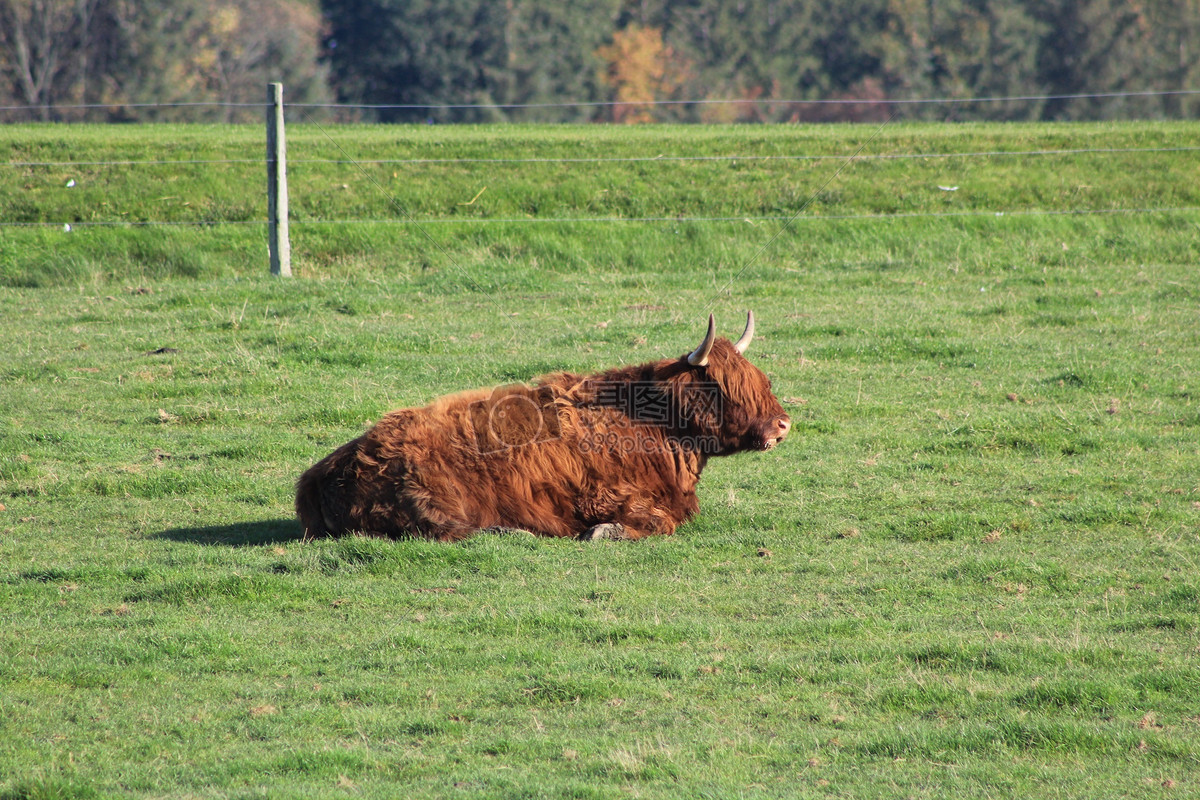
[296,312,790,541]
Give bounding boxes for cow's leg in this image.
[579,516,671,541]
[411,506,480,542]
[580,523,628,541]
[577,492,682,541]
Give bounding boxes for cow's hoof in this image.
[581,523,626,541]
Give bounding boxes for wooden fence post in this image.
[267,82,292,277]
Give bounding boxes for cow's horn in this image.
[687,314,717,366]
[733,310,755,354]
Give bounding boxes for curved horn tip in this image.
[733,310,755,354]
[687,313,717,366]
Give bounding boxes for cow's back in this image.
[295,389,587,539]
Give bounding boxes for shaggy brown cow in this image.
[295,312,790,541]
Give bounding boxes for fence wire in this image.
[287,88,1200,112]
[11,144,1200,170]
[4,88,1198,116]
[4,207,1198,230]
[2,89,1198,231]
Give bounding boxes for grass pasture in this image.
[1,122,1199,798]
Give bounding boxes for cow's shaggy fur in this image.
[296,319,789,541]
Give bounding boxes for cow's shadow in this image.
[155,518,304,547]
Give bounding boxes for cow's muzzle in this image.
[761,415,790,450]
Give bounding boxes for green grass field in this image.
[1,122,1199,799]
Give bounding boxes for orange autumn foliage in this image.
[595,26,689,123]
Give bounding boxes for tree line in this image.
[2,0,1198,123]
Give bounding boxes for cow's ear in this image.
[733,311,755,354]
[687,314,717,367]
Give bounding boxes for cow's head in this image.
[674,312,791,455]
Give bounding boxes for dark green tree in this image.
[320,0,620,122]
[1148,0,1200,118]
[0,0,330,122]
[97,0,330,122]
[879,0,1045,120]
[1030,0,1162,120]
[496,0,622,122]
[613,0,887,122]
[0,0,101,120]
[668,0,829,121]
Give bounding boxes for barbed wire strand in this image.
[9,205,1195,230]
[292,207,1200,224]
[0,220,267,228]
[4,158,262,167]
[287,88,1200,111]
[287,145,1200,165]
[8,145,1200,170]
[0,101,268,112]
[2,88,1196,115]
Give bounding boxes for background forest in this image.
[1,0,1199,122]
